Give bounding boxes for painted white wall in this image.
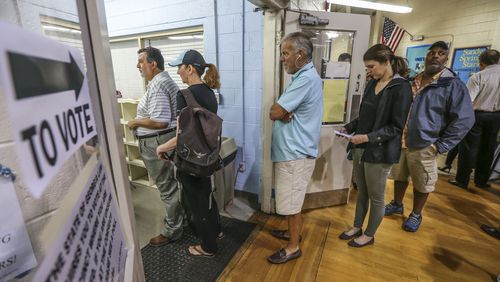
[104,0,264,194]
[377,0,500,58]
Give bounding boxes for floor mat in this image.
[141,216,256,282]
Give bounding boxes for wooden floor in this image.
[218,175,500,282]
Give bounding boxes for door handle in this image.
[355,74,361,92]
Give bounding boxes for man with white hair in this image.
[267,32,323,264]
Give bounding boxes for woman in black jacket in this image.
[338,44,413,247]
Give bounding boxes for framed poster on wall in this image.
[451,46,489,84]
[406,44,431,78]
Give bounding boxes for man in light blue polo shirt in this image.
[267,32,323,264]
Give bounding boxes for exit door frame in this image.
[260,10,371,213]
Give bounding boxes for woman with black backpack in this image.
[156,49,222,257]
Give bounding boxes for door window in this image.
[303,29,355,124]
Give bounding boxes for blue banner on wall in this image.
[406,44,431,78]
[451,46,489,84]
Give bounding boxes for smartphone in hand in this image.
[334,130,353,139]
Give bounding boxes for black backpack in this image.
[174,88,223,177]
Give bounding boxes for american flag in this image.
[380,17,406,52]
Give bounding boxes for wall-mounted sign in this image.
[406,44,431,78]
[0,179,37,281]
[0,22,96,198]
[322,79,348,124]
[451,46,489,84]
[34,158,126,281]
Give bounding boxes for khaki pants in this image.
[389,146,438,193]
[139,131,184,239]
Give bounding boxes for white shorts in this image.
[274,158,316,215]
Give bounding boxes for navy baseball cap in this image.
[168,49,206,68]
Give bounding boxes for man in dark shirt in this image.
[450,49,500,189]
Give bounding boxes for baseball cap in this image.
[429,41,449,51]
[168,49,206,68]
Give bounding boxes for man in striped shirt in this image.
[127,47,184,246]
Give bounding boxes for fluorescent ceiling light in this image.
[169,34,203,40]
[328,0,412,13]
[168,35,193,40]
[42,25,70,32]
[42,24,81,34]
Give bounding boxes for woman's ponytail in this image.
[391,56,409,77]
[364,44,409,77]
[203,63,221,89]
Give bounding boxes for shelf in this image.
[126,145,141,161]
[129,176,155,188]
[126,158,146,168]
[120,100,139,121]
[119,98,157,190]
[118,98,139,104]
[123,138,138,146]
[123,125,135,143]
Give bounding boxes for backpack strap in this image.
[180,88,201,108]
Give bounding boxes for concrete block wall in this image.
[218,1,264,193]
[384,0,500,58]
[104,0,264,194]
